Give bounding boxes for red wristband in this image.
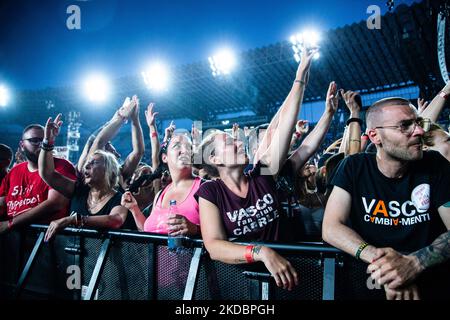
[294,132,302,138]
[151,131,157,138]
[245,245,255,263]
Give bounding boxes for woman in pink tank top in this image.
[121,134,201,236]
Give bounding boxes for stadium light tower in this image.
[290,30,321,62]
[0,85,10,107]
[141,62,170,92]
[82,74,111,103]
[208,48,237,77]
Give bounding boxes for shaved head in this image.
[366,97,413,129]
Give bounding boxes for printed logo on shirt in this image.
[411,184,430,212]
[225,193,279,236]
[361,185,431,227]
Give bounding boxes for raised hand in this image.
[341,89,362,115]
[117,97,133,120]
[232,123,239,139]
[164,121,176,142]
[296,120,309,134]
[296,44,319,82]
[144,102,159,127]
[326,82,339,113]
[44,113,63,144]
[417,98,429,115]
[129,95,140,122]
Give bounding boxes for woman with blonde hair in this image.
[38,114,129,242]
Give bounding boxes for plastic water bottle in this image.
[167,200,184,252]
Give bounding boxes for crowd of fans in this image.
[0,46,449,300]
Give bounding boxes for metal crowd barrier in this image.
[0,224,448,300]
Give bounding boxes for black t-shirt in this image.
[70,181,136,230]
[330,151,449,253]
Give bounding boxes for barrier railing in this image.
[0,224,448,300]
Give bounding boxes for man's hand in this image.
[44,113,63,144]
[384,284,420,300]
[367,247,424,289]
[145,102,158,127]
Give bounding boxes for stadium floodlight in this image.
[0,85,9,107]
[141,62,170,92]
[208,49,237,77]
[290,30,321,62]
[82,74,110,103]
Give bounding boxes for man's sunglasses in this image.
[23,137,43,146]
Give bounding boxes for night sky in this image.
[0,0,418,90]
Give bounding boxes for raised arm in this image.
[420,82,450,122]
[144,103,160,171]
[341,90,362,156]
[121,96,145,182]
[38,114,76,198]
[199,197,298,290]
[86,97,134,162]
[257,47,317,175]
[289,81,338,173]
[77,124,107,173]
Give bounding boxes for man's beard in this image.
[23,148,39,164]
[383,138,424,161]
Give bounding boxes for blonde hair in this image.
[195,130,225,177]
[92,150,120,190]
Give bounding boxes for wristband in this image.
[245,245,255,263]
[151,131,157,138]
[346,117,363,126]
[355,242,369,260]
[294,131,302,138]
[41,143,54,152]
[294,79,306,86]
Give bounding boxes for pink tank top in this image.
[143,177,201,233]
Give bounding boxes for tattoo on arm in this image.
[443,201,450,208]
[412,231,450,269]
[252,245,262,256]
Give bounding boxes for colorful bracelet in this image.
[355,242,369,260]
[245,245,255,263]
